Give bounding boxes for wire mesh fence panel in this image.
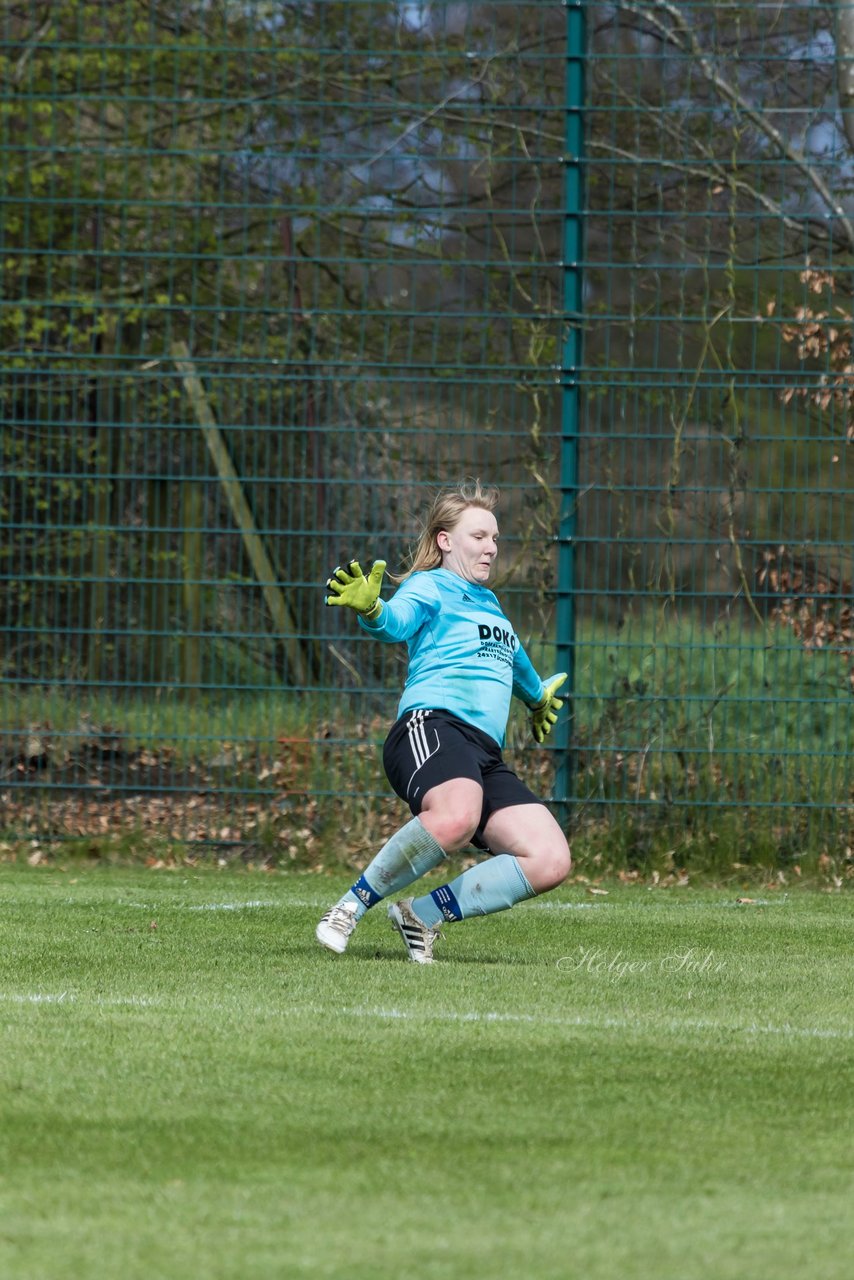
[1,1,852,860]
[580,0,854,857]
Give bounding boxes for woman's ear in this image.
[436,529,452,553]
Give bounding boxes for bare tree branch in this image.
[12,11,52,85]
[588,140,828,243]
[617,0,854,252]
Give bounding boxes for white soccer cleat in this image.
[315,900,359,954]
[388,899,441,965]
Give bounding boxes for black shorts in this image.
[382,708,544,850]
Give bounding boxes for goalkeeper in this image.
[315,479,571,964]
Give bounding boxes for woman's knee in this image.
[418,779,483,851]
[546,838,572,886]
[420,807,480,851]
[526,836,572,893]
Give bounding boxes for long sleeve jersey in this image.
[358,566,545,747]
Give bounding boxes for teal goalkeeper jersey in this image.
[358,567,545,747]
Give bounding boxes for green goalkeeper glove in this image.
[325,559,387,619]
[529,672,568,744]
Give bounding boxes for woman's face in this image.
[437,506,499,584]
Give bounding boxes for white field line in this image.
[147,898,325,911]
[28,898,604,912]
[157,896,787,911]
[172,895,784,912]
[0,897,324,911]
[525,901,608,910]
[97,898,288,910]
[184,900,281,910]
[3,990,852,1043]
[1,895,792,914]
[0,992,159,1007]
[334,1004,854,1043]
[525,898,789,910]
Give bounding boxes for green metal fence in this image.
[1,1,852,862]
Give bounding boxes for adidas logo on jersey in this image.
[462,593,475,603]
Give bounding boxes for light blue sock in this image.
[410,853,536,927]
[338,817,446,920]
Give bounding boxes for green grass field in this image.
[1,866,852,1279]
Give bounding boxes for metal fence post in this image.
[554,0,585,822]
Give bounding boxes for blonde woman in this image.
[315,480,570,963]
